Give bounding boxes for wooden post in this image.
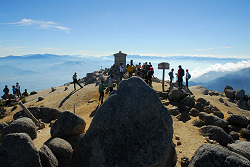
[158,62,170,92]
[18,102,39,124]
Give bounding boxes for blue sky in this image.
[0,0,249,58]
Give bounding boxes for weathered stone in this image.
[75,77,176,167]
[203,106,211,114]
[38,96,44,101]
[192,119,203,127]
[247,100,250,107]
[0,122,8,132]
[178,105,190,112]
[241,128,250,137]
[189,144,250,167]
[224,89,235,99]
[213,110,224,119]
[193,102,204,112]
[158,92,168,99]
[14,107,61,123]
[180,97,195,108]
[168,87,187,101]
[169,106,180,116]
[189,108,199,117]
[39,145,58,167]
[235,89,245,99]
[199,112,227,128]
[223,85,234,92]
[46,137,73,158]
[228,140,250,161]
[2,117,37,139]
[52,87,56,92]
[176,111,191,122]
[189,86,209,95]
[228,125,241,132]
[199,125,233,146]
[230,131,239,140]
[196,98,207,105]
[51,111,86,138]
[0,133,42,167]
[226,114,248,127]
[181,155,190,167]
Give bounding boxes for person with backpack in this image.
[3,85,9,100]
[185,69,191,88]
[177,65,184,89]
[168,68,174,84]
[12,85,17,101]
[147,67,154,87]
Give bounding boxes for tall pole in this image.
[162,68,165,92]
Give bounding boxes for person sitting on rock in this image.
[99,80,105,104]
[22,89,29,97]
[3,85,9,100]
[73,72,83,90]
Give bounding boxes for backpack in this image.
[187,73,191,79]
[180,69,184,77]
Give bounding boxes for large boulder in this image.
[224,89,235,99]
[168,87,187,101]
[180,97,195,108]
[228,140,250,161]
[226,114,248,128]
[196,98,207,105]
[39,145,58,167]
[46,137,73,158]
[188,144,250,167]
[193,102,204,112]
[51,111,86,138]
[199,112,227,128]
[189,86,209,95]
[0,133,42,167]
[199,125,233,146]
[75,77,176,167]
[235,89,245,99]
[2,117,37,139]
[224,85,234,92]
[14,107,62,123]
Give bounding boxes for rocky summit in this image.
[75,77,176,167]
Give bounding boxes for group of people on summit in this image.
[168,65,191,89]
[3,82,29,101]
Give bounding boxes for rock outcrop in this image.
[188,144,250,167]
[51,111,86,138]
[2,117,37,139]
[0,133,42,167]
[75,77,176,167]
[39,145,58,167]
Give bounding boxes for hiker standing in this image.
[73,72,83,90]
[16,82,21,97]
[119,63,124,81]
[186,69,191,88]
[127,64,135,78]
[3,85,9,100]
[177,65,184,89]
[109,74,116,94]
[169,68,174,84]
[99,80,105,104]
[12,85,17,101]
[147,67,154,87]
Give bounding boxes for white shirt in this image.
[120,66,124,72]
[16,84,20,90]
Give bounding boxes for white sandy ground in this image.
[1,80,250,167]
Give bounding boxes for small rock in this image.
[88,99,95,103]
[51,87,56,92]
[177,141,182,145]
[181,156,190,167]
[230,131,239,140]
[218,98,224,103]
[224,102,229,106]
[175,135,180,140]
[197,98,207,105]
[168,106,180,116]
[213,110,224,119]
[64,87,68,91]
[38,97,44,101]
[192,119,204,127]
[30,91,38,95]
[227,111,233,115]
[161,100,170,106]
[189,108,200,117]
[177,111,191,122]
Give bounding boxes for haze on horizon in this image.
[0,0,249,59]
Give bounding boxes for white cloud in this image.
[191,60,250,78]
[6,19,72,33]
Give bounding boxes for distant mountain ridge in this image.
[189,67,250,95]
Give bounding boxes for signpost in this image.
[158,62,170,92]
